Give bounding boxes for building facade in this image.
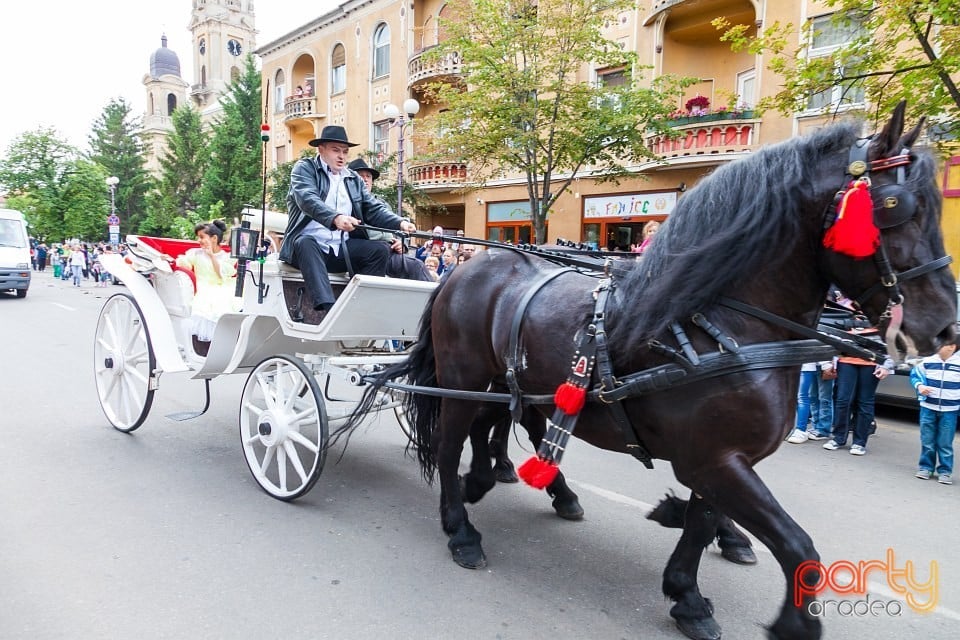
[254,0,960,270]
[142,0,257,174]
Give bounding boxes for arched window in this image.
[166,93,178,116]
[231,66,240,82]
[201,65,207,86]
[373,23,390,78]
[149,94,156,116]
[274,69,286,111]
[331,44,346,93]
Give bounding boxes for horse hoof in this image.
[450,546,487,569]
[495,466,519,483]
[720,545,758,565]
[674,616,722,640]
[552,497,585,520]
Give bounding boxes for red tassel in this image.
[517,456,560,489]
[823,180,879,258]
[554,381,587,415]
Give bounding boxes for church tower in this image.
[188,0,257,112]
[142,35,189,175]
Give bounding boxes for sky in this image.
[0,0,341,154]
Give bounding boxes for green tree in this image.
[421,0,685,242]
[199,55,264,221]
[0,127,78,239]
[715,2,960,141]
[141,105,209,236]
[60,160,112,241]
[88,98,152,235]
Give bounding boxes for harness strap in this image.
[853,255,952,307]
[504,267,576,422]
[591,282,655,468]
[718,296,886,363]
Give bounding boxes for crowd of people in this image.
[786,290,957,485]
[30,240,125,287]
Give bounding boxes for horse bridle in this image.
[824,138,953,317]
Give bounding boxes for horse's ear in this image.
[898,116,926,150]
[871,100,908,158]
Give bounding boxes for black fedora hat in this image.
[308,125,359,148]
[347,158,381,181]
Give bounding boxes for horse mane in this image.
[612,122,862,344]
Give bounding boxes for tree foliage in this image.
[0,127,79,239]
[715,1,960,141]
[199,55,264,221]
[88,98,152,234]
[421,0,685,242]
[60,159,113,242]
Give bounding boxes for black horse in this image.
[345,103,956,639]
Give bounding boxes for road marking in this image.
[51,302,76,311]
[569,479,960,620]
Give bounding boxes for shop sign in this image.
[584,192,677,219]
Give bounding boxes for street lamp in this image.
[105,176,119,216]
[384,98,420,215]
[105,176,119,244]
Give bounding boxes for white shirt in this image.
[303,159,352,256]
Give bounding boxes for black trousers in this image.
[290,234,389,309]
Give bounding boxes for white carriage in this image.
[94,222,435,501]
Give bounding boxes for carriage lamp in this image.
[230,222,261,261]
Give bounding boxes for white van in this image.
[0,208,32,298]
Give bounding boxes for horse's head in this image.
[822,101,956,357]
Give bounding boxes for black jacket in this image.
[280,156,405,264]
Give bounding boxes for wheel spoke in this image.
[290,405,318,425]
[259,444,276,475]
[283,440,309,484]
[242,401,265,420]
[287,429,319,453]
[100,370,119,404]
[255,371,279,410]
[277,445,288,491]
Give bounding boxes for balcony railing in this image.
[284,96,319,121]
[647,114,760,160]
[408,48,463,90]
[408,161,469,188]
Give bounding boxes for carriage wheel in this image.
[390,387,415,444]
[239,355,328,501]
[93,293,156,432]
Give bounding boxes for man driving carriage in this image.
[280,125,417,319]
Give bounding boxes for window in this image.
[805,13,865,111]
[166,94,177,116]
[736,69,755,108]
[332,44,346,94]
[274,70,285,111]
[373,24,390,78]
[373,121,390,157]
[597,67,626,110]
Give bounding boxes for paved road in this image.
[1,270,958,639]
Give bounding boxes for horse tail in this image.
[335,285,442,483]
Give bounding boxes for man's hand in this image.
[333,215,361,231]
[389,238,404,254]
[399,220,417,233]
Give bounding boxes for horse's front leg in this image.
[699,461,821,640]
[661,493,723,640]
[648,492,757,565]
[434,398,486,569]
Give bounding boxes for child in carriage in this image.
[175,220,242,356]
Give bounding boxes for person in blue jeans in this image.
[823,353,893,455]
[786,363,819,443]
[910,339,960,485]
[806,359,835,439]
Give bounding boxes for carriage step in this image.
[166,379,212,422]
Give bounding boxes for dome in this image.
[149,35,182,78]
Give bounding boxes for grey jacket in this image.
[280,156,405,264]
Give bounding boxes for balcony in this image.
[647,113,760,161]
[408,47,463,91]
[408,161,469,189]
[284,96,323,123]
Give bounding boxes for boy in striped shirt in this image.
[910,337,960,485]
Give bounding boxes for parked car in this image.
[0,209,31,298]
[875,281,960,409]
